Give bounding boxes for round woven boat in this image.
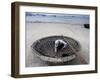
[31,36,81,63]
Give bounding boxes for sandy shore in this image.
[25,23,89,67]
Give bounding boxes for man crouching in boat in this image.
[55,39,67,53]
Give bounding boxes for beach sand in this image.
[25,23,89,67]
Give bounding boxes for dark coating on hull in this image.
[31,36,81,63]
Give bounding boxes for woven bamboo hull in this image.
[31,36,81,63]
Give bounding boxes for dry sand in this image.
[25,23,89,67]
